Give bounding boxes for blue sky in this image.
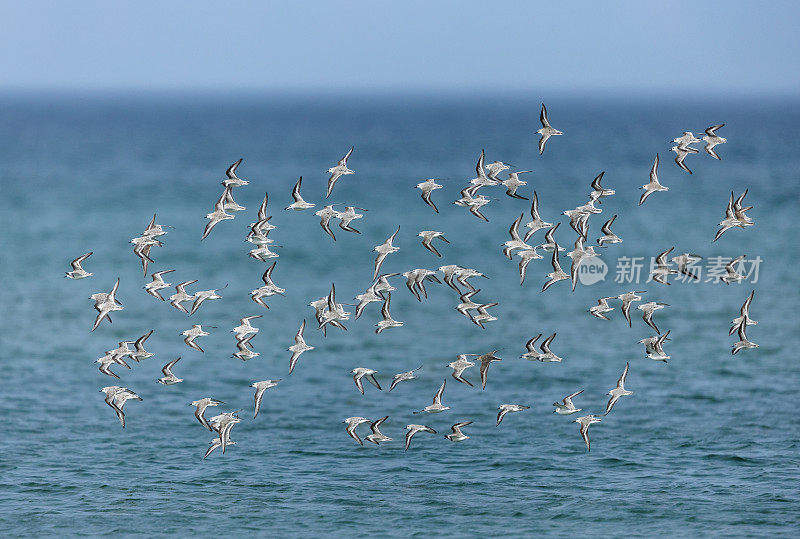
[1,1,797,94]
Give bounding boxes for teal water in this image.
[1,94,798,536]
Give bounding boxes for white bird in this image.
[536,103,563,155]
[402,268,441,301]
[567,237,598,291]
[144,269,176,300]
[590,171,615,200]
[404,424,436,451]
[455,267,488,292]
[575,414,602,452]
[716,190,754,241]
[232,315,262,340]
[466,192,491,221]
[100,386,141,428]
[538,333,562,362]
[485,160,512,181]
[455,288,481,321]
[222,185,246,212]
[100,385,125,417]
[65,252,93,279]
[222,158,248,188]
[249,192,271,229]
[288,320,314,374]
[373,226,400,280]
[326,146,354,198]
[107,340,134,363]
[202,187,235,240]
[553,390,584,415]
[131,236,159,276]
[651,247,678,285]
[365,416,393,445]
[318,283,351,332]
[720,255,747,285]
[575,195,602,215]
[251,262,285,308]
[352,368,381,395]
[453,184,492,221]
[733,189,755,226]
[597,215,622,247]
[208,411,241,454]
[251,379,280,418]
[354,282,384,320]
[248,244,281,262]
[476,350,501,390]
[169,280,197,314]
[672,132,701,146]
[472,302,499,329]
[337,206,367,234]
[232,334,259,361]
[536,222,565,253]
[671,143,699,174]
[542,242,569,292]
[524,191,553,242]
[189,285,225,316]
[204,434,236,459]
[605,362,633,415]
[375,292,403,334]
[639,302,669,333]
[389,365,422,392]
[158,357,183,385]
[285,176,315,210]
[142,213,172,238]
[438,264,465,293]
[373,272,400,296]
[702,124,727,160]
[416,178,443,213]
[503,213,531,259]
[111,388,142,428]
[315,204,340,241]
[496,404,530,426]
[444,421,473,442]
[589,297,616,320]
[418,230,450,258]
[671,253,703,280]
[246,213,275,245]
[517,245,543,285]
[520,334,542,361]
[192,397,223,430]
[730,290,757,335]
[96,353,129,378]
[89,278,123,331]
[502,171,531,199]
[415,379,449,414]
[447,354,477,387]
[182,325,213,353]
[639,154,668,205]
[732,322,759,355]
[470,149,500,189]
[618,290,646,327]
[129,330,154,362]
[639,330,671,361]
[344,416,370,445]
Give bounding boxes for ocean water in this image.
[1,93,798,536]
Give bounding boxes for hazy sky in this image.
[1,1,798,94]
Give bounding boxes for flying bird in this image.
[326,146,354,198]
[65,252,93,279]
[536,103,563,155]
[605,362,633,415]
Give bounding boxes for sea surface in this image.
[0,93,798,537]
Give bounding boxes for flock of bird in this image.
[67,104,757,456]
